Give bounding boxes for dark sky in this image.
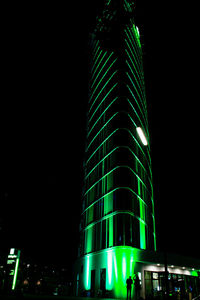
[0,1,199,269]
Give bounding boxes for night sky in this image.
[1,1,199,270]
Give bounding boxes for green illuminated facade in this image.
[81,0,156,257]
[74,0,200,298]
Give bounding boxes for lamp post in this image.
[164,252,169,299]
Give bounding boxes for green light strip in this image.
[126,83,148,132]
[125,57,148,125]
[86,127,152,177]
[90,51,115,89]
[127,23,148,113]
[124,35,144,89]
[12,257,20,290]
[124,0,132,12]
[82,186,152,217]
[90,58,117,99]
[85,145,153,190]
[126,70,149,135]
[133,24,141,48]
[126,86,152,163]
[91,45,100,66]
[86,128,118,164]
[128,23,148,114]
[83,210,148,234]
[88,82,118,123]
[82,247,153,298]
[126,86,149,138]
[125,27,142,72]
[87,112,118,150]
[84,164,152,202]
[106,0,112,5]
[85,255,90,289]
[90,52,113,90]
[88,107,150,165]
[109,216,113,246]
[89,70,118,113]
[127,97,150,141]
[126,114,151,162]
[87,96,119,137]
[126,25,142,67]
[86,124,152,179]
[138,180,146,249]
[126,112,151,165]
[153,219,157,250]
[91,40,100,59]
[151,189,157,250]
[125,51,146,107]
[124,37,146,103]
[91,49,106,76]
[124,40,146,103]
[83,210,148,243]
[91,48,102,73]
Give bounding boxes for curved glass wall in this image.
[79,0,156,258]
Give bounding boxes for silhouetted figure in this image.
[134,274,141,300]
[126,276,133,300]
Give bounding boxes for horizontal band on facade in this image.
[85,145,153,189]
[87,96,119,137]
[89,58,118,100]
[87,111,150,157]
[88,82,118,124]
[125,64,147,121]
[124,34,144,86]
[84,164,153,201]
[87,95,148,142]
[82,210,153,235]
[125,24,143,68]
[124,43,147,109]
[89,52,115,104]
[89,70,118,114]
[82,185,154,218]
[86,127,152,175]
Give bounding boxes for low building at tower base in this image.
[73,247,200,299]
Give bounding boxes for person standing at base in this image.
[133,274,141,300]
[126,276,133,300]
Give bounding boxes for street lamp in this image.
[136,127,148,146]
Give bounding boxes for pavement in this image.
[0,294,115,300]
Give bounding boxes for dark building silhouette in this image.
[74,0,200,298]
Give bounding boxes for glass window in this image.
[146,226,154,251]
[113,214,124,246]
[92,225,96,252]
[145,271,152,298]
[125,214,132,245]
[85,227,92,253]
[104,193,113,215]
[145,271,151,280]
[106,219,109,248]
[117,214,124,245]
[102,220,106,249]
[96,222,101,251]
[152,280,159,292]
[153,273,158,280]
[95,199,104,220]
[100,268,106,291]
[88,206,94,224]
[132,217,140,248]
[106,172,113,191]
[108,216,113,247]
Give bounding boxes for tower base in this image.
[73,247,200,299]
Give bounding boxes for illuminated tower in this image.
[76,0,156,298]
